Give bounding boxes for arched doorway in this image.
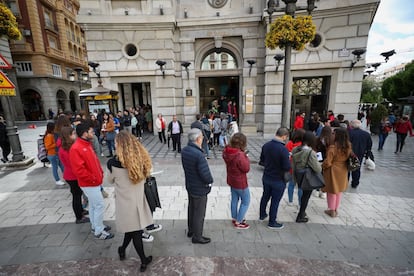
[21,90,43,120]
[56,90,67,112]
[69,90,77,112]
[199,50,240,118]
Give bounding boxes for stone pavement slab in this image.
[0,123,413,274]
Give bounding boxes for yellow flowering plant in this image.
[265,15,316,51]
[0,3,21,40]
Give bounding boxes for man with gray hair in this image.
[181,128,214,244]
[349,119,372,188]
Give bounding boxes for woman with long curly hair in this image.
[107,130,153,272]
[322,127,352,217]
[58,127,89,224]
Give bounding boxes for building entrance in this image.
[199,76,239,117]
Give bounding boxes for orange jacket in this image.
[44,133,56,155]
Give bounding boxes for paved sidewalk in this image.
[0,123,413,274]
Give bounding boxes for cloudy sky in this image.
[366,0,414,73]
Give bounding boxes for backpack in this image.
[37,137,48,163]
[131,116,138,128]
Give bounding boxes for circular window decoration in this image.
[208,0,228,8]
[122,43,139,59]
[306,32,325,52]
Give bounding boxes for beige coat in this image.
[107,167,153,233]
[322,145,351,194]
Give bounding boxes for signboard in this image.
[0,54,12,69]
[245,88,254,113]
[0,71,16,96]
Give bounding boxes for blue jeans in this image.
[259,175,286,226]
[106,139,115,156]
[378,132,388,150]
[47,154,64,181]
[287,178,303,204]
[81,186,105,235]
[230,187,250,223]
[219,134,227,147]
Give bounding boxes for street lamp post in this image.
[70,68,88,110]
[266,0,316,128]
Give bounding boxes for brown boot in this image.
[324,209,335,217]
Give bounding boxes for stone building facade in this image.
[77,0,380,136]
[8,0,90,120]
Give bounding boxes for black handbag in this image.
[144,176,161,212]
[295,150,325,191]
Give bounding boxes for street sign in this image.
[0,71,16,96]
[0,54,12,69]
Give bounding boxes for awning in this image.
[398,95,414,103]
[79,85,118,97]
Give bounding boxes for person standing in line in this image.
[102,113,116,158]
[378,116,392,151]
[293,111,305,130]
[259,127,291,230]
[181,128,214,244]
[58,126,89,224]
[219,112,229,149]
[212,113,221,147]
[122,110,132,134]
[393,115,414,153]
[291,131,322,223]
[155,113,167,144]
[322,127,352,217]
[44,122,65,185]
[315,125,333,198]
[191,114,210,158]
[168,115,183,153]
[107,131,153,272]
[70,123,114,240]
[285,129,305,207]
[223,133,251,229]
[0,116,11,163]
[348,119,372,188]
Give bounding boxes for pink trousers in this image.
[327,192,342,211]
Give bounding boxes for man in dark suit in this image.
[167,115,183,153]
[349,119,372,188]
[181,128,214,244]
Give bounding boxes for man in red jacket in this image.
[70,123,114,240]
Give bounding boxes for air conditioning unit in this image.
[23,30,31,36]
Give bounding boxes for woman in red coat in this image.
[223,133,250,229]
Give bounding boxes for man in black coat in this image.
[181,128,214,244]
[349,119,372,188]
[167,115,183,152]
[0,116,11,163]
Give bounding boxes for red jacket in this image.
[293,116,304,130]
[57,138,77,181]
[395,120,413,136]
[222,146,250,189]
[69,137,103,187]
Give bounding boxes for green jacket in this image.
[291,146,322,182]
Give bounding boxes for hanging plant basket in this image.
[0,3,22,40]
[265,15,316,51]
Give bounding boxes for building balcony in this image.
[10,43,33,53]
[47,46,65,58]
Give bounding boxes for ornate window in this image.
[201,52,237,70]
[293,77,323,96]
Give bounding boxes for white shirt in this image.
[172,121,180,134]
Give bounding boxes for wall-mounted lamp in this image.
[216,12,220,17]
[349,49,366,70]
[184,8,188,18]
[160,5,164,15]
[273,54,284,73]
[247,60,256,76]
[156,60,166,78]
[380,49,396,63]
[181,61,191,79]
[249,4,253,14]
[87,10,92,15]
[265,0,279,23]
[124,8,129,15]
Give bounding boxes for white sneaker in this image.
[146,224,162,233]
[319,191,326,199]
[100,153,104,157]
[142,232,154,242]
[287,201,295,207]
[56,180,65,185]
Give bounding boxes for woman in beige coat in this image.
[107,130,153,272]
[322,127,352,217]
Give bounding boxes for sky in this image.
[366,0,414,73]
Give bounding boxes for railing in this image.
[47,47,64,58]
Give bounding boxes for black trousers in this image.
[171,133,181,152]
[297,190,312,219]
[66,180,84,220]
[158,130,166,143]
[187,193,207,240]
[121,230,146,263]
[0,141,11,161]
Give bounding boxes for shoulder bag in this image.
[295,150,325,191]
[144,176,162,212]
[347,152,360,172]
